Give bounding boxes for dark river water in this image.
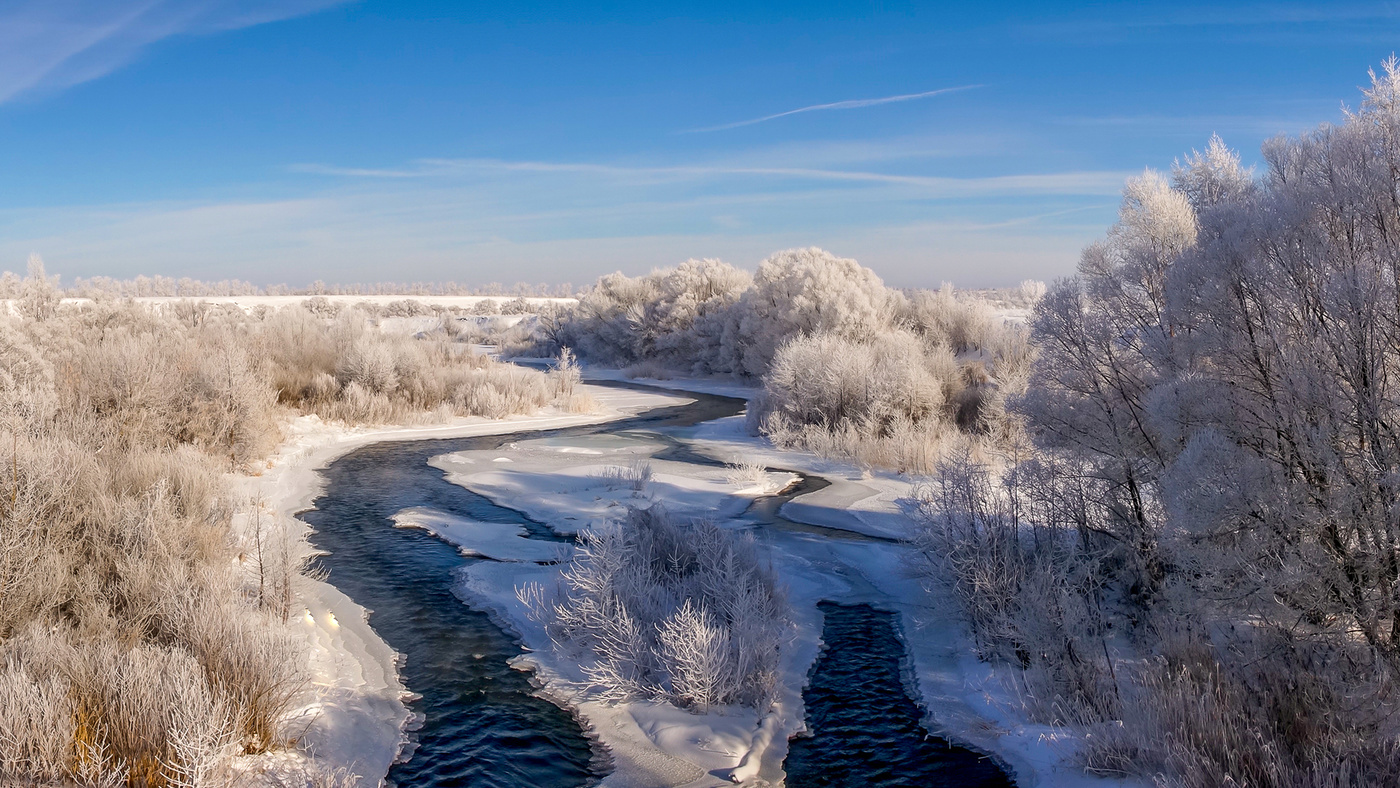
[299,380,1014,787]
[785,603,1013,787]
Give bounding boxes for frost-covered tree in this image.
[18,254,60,321]
[558,259,751,371]
[1171,133,1254,211]
[557,248,1028,470]
[721,247,889,377]
[914,61,1400,785]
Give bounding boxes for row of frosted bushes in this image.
[545,248,1038,473]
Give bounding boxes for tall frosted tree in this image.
[909,61,1400,782]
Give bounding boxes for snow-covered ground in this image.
[235,383,685,786]
[429,437,795,537]
[249,369,1137,787]
[4,294,575,317]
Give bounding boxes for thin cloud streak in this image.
[683,84,982,133]
[294,156,1130,197]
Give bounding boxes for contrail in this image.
[685,84,982,133]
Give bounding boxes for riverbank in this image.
[236,383,689,786]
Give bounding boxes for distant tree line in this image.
[0,271,576,299]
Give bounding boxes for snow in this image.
[48,294,576,311]
[391,506,568,563]
[429,435,797,536]
[378,313,531,335]
[456,557,783,788]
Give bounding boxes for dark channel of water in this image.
[299,379,1013,787]
[785,603,1014,788]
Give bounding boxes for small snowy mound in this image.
[391,506,567,563]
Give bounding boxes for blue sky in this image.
[0,1,1393,288]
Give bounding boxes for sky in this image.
[0,1,1395,289]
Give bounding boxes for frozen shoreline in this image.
[237,383,687,786]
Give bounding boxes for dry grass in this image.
[592,459,654,492]
[0,292,594,786]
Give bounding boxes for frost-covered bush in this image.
[753,329,970,472]
[254,303,589,424]
[907,452,1120,725]
[557,258,751,371]
[722,247,888,377]
[522,506,790,711]
[764,329,955,430]
[557,248,1029,470]
[0,296,304,785]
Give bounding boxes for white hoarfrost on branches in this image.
[726,247,889,377]
[912,61,1400,787]
[0,286,593,787]
[520,505,790,712]
[557,247,1032,473]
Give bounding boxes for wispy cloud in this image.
[0,0,346,105]
[683,85,982,133]
[292,156,1129,197]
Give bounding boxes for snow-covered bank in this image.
[235,383,688,786]
[247,367,1137,787]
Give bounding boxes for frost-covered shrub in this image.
[721,247,888,377]
[556,248,1029,470]
[0,279,596,785]
[523,506,789,711]
[907,452,1120,725]
[0,298,308,786]
[337,336,400,394]
[753,329,975,473]
[592,459,653,492]
[558,258,751,371]
[250,303,582,425]
[763,329,955,431]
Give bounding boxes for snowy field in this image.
[0,294,576,316]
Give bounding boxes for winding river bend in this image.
[301,381,1013,787]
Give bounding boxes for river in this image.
[300,380,1012,787]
